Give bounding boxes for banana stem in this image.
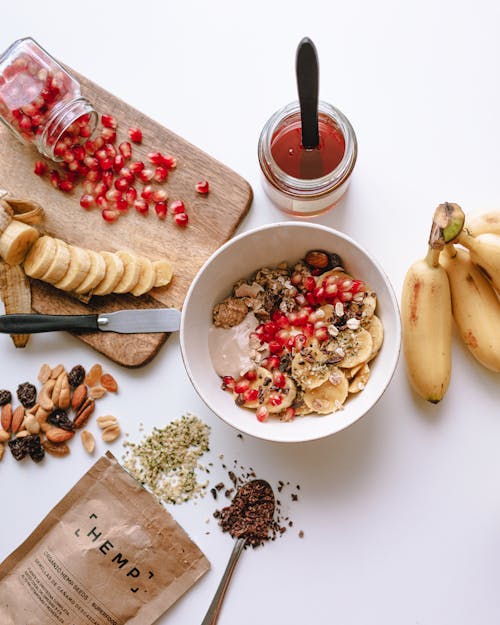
[457,230,475,248]
[425,246,441,268]
[443,243,457,258]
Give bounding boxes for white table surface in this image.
[1,1,500,624]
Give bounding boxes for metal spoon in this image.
[200,479,275,625]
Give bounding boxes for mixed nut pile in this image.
[0,362,121,463]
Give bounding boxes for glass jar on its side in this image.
[258,101,357,217]
[0,37,96,161]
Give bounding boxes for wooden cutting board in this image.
[0,70,252,367]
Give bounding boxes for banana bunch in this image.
[402,204,500,403]
[23,236,173,297]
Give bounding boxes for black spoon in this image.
[296,37,320,150]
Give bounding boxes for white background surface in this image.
[1,1,500,623]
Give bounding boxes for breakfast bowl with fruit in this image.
[180,222,400,443]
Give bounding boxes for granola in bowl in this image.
[208,249,384,422]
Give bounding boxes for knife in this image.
[0,309,181,334]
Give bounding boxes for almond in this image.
[101,373,118,393]
[71,384,88,412]
[89,385,107,400]
[0,442,4,461]
[46,427,75,443]
[42,439,70,457]
[102,424,121,443]
[96,415,118,429]
[50,364,65,379]
[1,404,12,432]
[85,363,103,387]
[81,430,95,454]
[0,429,10,443]
[38,363,51,384]
[73,398,95,429]
[11,405,25,433]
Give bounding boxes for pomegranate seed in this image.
[234,379,250,394]
[82,180,95,194]
[100,157,113,171]
[256,406,269,422]
[147,152,164,165]
[114,177,129,192]
[243,388,259,403]
[130,161,145,174]
[195,179,209,194]
[34,160,47,176]
[84,155,99,170]
[139,168,154,182]
[94,181,108,196]
[62,149,75,163]
[116,198,129,212]
[315,326,329,341]
[105,189,122,202]
[153,166,168,183]
[244,369,257,381]
[170,200,185,214]
[104,142,116,158]
[303,323,314,338]
[283,407,296,421]
[101,128,116,143]
[268,393,283,407]
[96,195,109,209]
[341,279,353,291]
[102,208,119,223]
[273,371,286,388]
[126,187,138,204]
[174,212,189,227]
[161,154,177,169]
[113,154,125,172]
[304,276,316,291]
[101,114,117,129]
[95,148,107,161]
[141,185,154,200]
[351,280,364,293]
[58,179,73,192]
[291,271,302,286]
[275,329,290,346]
[72,145,85,161]
[222,376,235,390]
[294,334,307,350]
[314,286,325,301]
[119,141,132,160]
[134,199,149,215]
[84,139,97,154]
[80,194,95,209]
[325,283,338,296]
[119,167,135,184]
[154,201,167,219]
[268,340,282,355]
[128,127,142,143]
[152,189,167,202]
[86,169,101,183]
[102,170,114,187]
[305,292,317,306]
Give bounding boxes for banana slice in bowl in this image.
[303,368,348,414]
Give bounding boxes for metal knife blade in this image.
[0,309,181,335]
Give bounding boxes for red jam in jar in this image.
[270,113,346,180]
[258,101,357,217]
[0,37,96,161]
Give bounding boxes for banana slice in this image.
[304,368,348,414]
[152,259,174,288]
[336,328,373,368]
[54,245,91,292]
[292,346,333,390]
[233,367,297,413]
[348,364,370,394]
[0,220,39,265]
[293,394,313,416]
[344,362,364,379]
[40,239,71,284]
[360,294,377,322]
[93,251,124,296]
[233,367,272,409]
[0,200,13,236]
[114,251,141,293]
[366,315,384,359]
[266,374,296,413]
[74,250,106,294]
[23,236,57,279]
[130,256,156,296]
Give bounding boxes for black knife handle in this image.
[296,37,320,149]
[0,314,99,334]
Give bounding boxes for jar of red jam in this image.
[258,100,357,216]
[0,37,96,161]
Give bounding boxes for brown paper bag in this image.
[0,452,210,624]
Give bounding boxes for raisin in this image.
[68,365,85,388]
[9,437,30,461]
[0,390,12,406]
[17,382,37,408]
[47,409,75,432]
[27,435,45,463]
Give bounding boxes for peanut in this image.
[89,385,107,400]
[102,424,121,443]
[96,415,118,429]
[80,430,95,454]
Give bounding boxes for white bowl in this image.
[180,222,401,443]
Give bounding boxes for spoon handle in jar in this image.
[200,537,246,625]
[296,36,320,149]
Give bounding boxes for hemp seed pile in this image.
[122,413,210,505]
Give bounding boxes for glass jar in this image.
[0,37,96,161]
[258,100,357,217]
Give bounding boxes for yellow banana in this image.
[465,210,500,237]
[458,231,500,291]
[440,246,500,372]
[0,261,31,348]
[401,248,452,403]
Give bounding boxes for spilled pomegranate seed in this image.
[141,185,154,201]
[128,127,143,143]
[170,200,185,214]
[174,212,189,227]
[58,180,73,193]
[195,179,209,194]
[134,199,149,215]
[80,194,95,209]
[34,160,47,176]
[119,141,132,160]
[153,166,168,183]
[102,208,119,222]
[152,189,167,202]
[101,114,117,129]
[154,201,167,219]
[139,168,154,182]
[256,406,269,422]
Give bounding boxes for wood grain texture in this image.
[0,69,252,367]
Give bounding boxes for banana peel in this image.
[0,260,32,348]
